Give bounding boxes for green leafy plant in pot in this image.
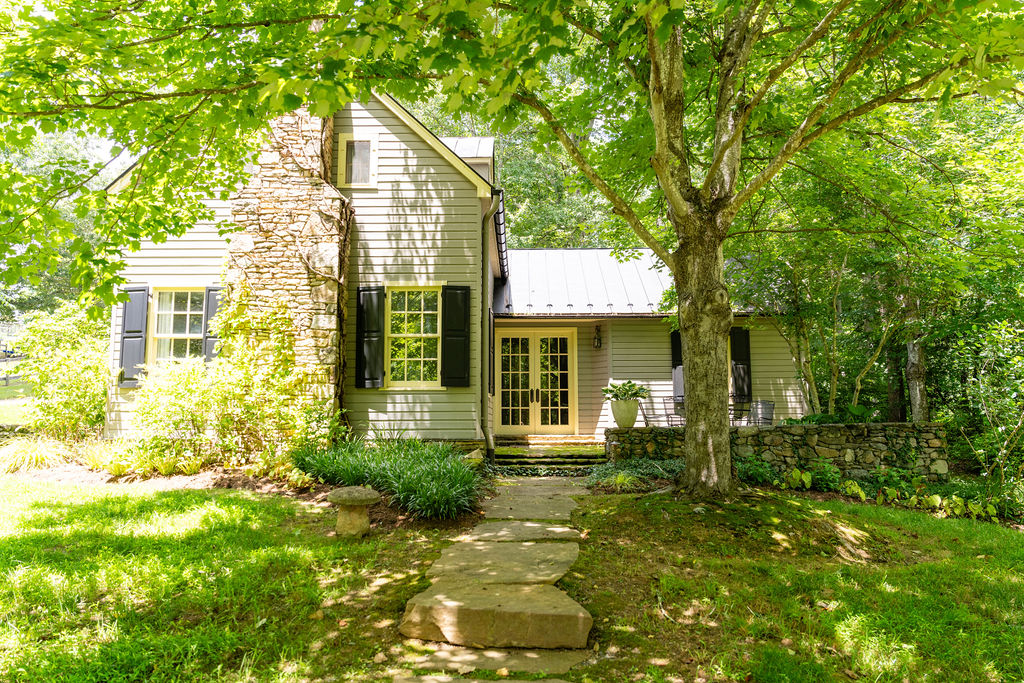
[602,381,651,429]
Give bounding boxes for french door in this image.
[495,328,577,435]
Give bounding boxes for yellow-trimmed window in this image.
[337,132,379,188]
[152,290,205,361]
[386,287,441,387]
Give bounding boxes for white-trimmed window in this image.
[152,290,205,361]
[337,132,379,188]
[386,286,441,387]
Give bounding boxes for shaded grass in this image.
[565,491,1024,682]
[0,379,29,401]
[0,477,452,681]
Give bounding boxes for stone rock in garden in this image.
[327,486,381,537]
[400,581,593,649]
[426,541,579,584]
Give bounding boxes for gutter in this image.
[480,187,503,459]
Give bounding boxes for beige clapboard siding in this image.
[105,199,232,437]
[605,319,674,430]
[336,98,484,440]
[748,323,807,421]
[596,318,805,432]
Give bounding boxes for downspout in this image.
[480,187,502,459]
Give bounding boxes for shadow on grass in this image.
[569,491,1024,682]
[0,487,438,682]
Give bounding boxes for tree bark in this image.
[886,342,906,422]
[673,221,734,497]
[906,338,929,422]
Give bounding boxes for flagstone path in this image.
[396,477,592,681]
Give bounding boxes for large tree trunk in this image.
[904,295,929,422]
[906,338,929,422]
[673,223,733,497]
[886,343,907,422]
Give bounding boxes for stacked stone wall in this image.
[605,423,949,481]
[227,110,353,410]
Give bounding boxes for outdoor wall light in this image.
[593,325,602,349]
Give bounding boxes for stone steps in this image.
[398,477,593,663]
[494,457,606,466]
[400,581,593,649]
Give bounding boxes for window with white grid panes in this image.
[153,291,205,361]
[387,288,441,387]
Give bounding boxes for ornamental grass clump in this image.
[292,438,481,519]
[0,437,67,473]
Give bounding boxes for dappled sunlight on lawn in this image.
[0,477,452,681]
[564,490,1024,682]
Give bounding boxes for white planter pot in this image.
[611,399,639,429]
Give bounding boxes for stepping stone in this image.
[481,495,577,521]
[401,645,591,674]
[394,677,570,683]
[458,521,582,542]
[399,581,593,649]
[426,541,579,584]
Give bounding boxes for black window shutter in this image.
[670,330,682,368]
[356,286,385,388]
[488,309,495,395]
[730,327,752,402]
[202,286,223,361]
[118,286,149,388]
[441,285,471,387]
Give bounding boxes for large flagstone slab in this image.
[399,581,593,649]
[481,495,577,521]
[426,541,579,584]
[400,644,591,674]
[394,676,570,683]
[457,521,582,543]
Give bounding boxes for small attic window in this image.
[338,133,378,188]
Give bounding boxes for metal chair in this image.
[662,397,685,426]
[748,400,775,426]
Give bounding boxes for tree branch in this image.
[703,0,854,193]
[728,5,946,214]
[513,91,672,266]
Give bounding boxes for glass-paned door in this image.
[496,329,577,435]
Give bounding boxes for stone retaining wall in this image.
[0,424,29,439]
[605,423,949,481]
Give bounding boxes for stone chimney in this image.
[226,110,352,411]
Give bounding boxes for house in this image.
[104,92,807,450]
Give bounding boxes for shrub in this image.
[0,437,68,473]
[293,438,482,519]
[948,322,1024,481]
[866,467,913,497]
[128,284,348,479]
[132,358,215,462]
[585,458,686,492]
[734,451,777,485]
[17,303,107,439]
[809,459,842,492]
[76,440,132,472]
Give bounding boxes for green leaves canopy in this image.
[1,0,1022,301]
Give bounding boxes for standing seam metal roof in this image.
[495,249,672,316]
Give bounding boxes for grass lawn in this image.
[0,477,453,682]
[0,398,30,424]
[565,491,1024,682]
